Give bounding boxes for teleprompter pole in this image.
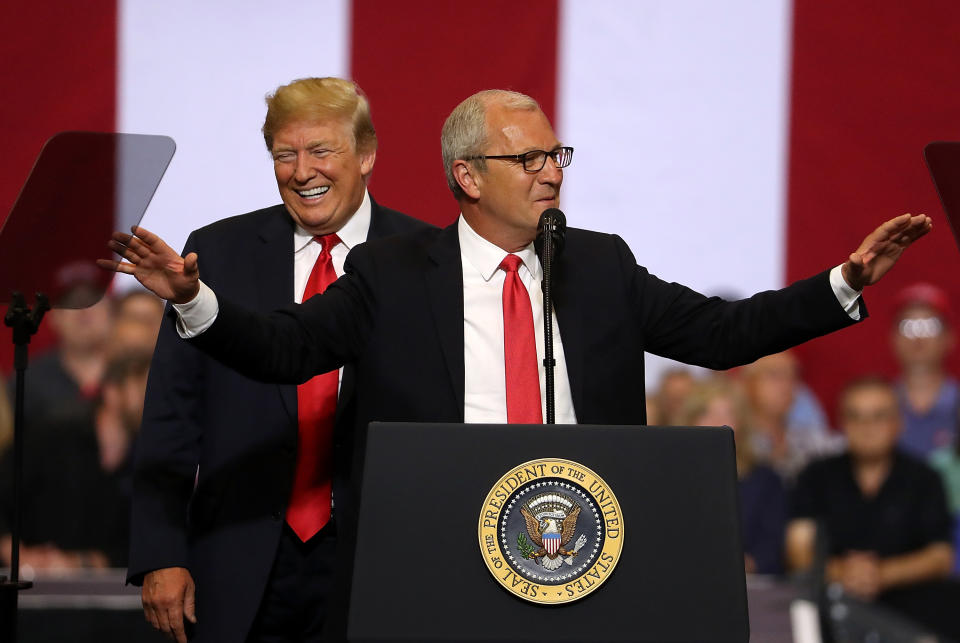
[1,291,50,643]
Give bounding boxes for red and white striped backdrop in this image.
[2,0,959,418]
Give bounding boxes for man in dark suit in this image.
[108,88,931,635]
[125,77,429,643]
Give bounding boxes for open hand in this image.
[841,213,932,291]
[97,226,200,304]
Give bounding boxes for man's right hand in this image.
[97,226,200,304]
[142,566,197,643]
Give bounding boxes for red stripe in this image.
[786,0,960,418]
[350,0,558,228]
[0,1,117,373]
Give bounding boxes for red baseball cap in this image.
[894,282,951,323]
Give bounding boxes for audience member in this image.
[786,382,831,441]
[96,350,151,476]
[930,443,960,513]
[679,375,787,575]
[8,287,115,427]
[787,376,958,638]
[109,291,165,357]
[109,317,161,359]
[891,282,959,458]
[930,433,960,575]
[744,351,843,482]
[0,349,150,570]
[644,395,661,426]
[116,290,164,340]
[652,368,696,426]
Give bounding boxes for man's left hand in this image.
[842,213,932,291]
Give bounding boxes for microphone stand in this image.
[541,225,556,425]
[537,209,564,425]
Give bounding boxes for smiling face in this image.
[271,118,375,235]
[459,104,563,251]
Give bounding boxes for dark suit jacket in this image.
[202,223,862,421]
[126,198,428,643]
[193,222,863,630]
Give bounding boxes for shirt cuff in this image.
[172,281,219,338]
[829,265,862,321]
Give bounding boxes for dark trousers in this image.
[246,521,337,643]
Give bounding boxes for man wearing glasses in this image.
[104,87,930,621]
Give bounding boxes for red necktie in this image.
[500,255,543,424]
[288,234,341,541]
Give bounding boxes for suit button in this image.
[271,510,282,521]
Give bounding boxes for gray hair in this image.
[440,90,541,199]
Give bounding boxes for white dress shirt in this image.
[292,190,371,303]
[458,215,577,423]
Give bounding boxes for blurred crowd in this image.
[0,288,163,572]
[0,280,958,636]
[649,282,960,637]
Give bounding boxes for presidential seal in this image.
[478,458,624,605]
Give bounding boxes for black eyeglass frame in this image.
[464,146,574,173]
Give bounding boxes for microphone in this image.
[535,208,566,260]
[535,208,565,425]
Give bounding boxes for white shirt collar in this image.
[293,189,372,253]
[457,215,540,282]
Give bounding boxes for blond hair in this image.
[678,376,757,476]
[440,89,541,199]
[262,77,376,153]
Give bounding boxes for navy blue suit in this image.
[126,198,429,643]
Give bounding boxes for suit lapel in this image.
[426,224,466,420]
[552,252,586,418]
[254,207,298,420]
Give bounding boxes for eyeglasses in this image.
[466,146,574,173]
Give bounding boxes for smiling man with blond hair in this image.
[126,77,428,643]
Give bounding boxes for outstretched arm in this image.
[100,225,375,385]
[841,213,932,291]
[98,226,200,303]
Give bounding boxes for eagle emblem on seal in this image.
[519,492,588,571]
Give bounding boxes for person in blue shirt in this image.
[892,283,959,458]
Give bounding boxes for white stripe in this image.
[117,0,350,256]
[558,0,792,390]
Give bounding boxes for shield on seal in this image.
[543,532,561,556]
